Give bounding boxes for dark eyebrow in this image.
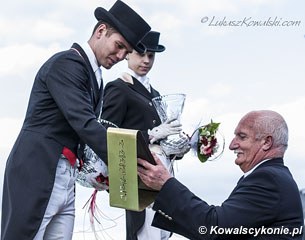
[117,41,132,53]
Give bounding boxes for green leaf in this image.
[197,120,221,163]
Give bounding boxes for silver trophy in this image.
[152,93,186,129]
[152,93,188,157]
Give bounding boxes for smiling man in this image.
[1,1,151,239]
[138,110,304,239]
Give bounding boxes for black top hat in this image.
[94,0,151,53]
[141,31,165,52]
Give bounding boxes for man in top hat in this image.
[101,31,189,240]
[1,1,150,239]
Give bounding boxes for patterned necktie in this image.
[95,68,102,89]
[96,68,104,118]
[139,76,151,92]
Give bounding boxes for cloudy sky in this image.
[1,0,304,239]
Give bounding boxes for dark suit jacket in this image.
[101,76,161,240]
[152,158,304,239]
[1,43,108,240]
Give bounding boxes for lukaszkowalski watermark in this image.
[198,225,303,237]
[201,16,302,27]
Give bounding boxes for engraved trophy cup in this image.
[152,93,186,130]
[152,93,186,157]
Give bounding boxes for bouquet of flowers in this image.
[189,120,225,163]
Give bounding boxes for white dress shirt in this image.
[244,158,271,178]
[81,42,102,88]
[126,69,151,92]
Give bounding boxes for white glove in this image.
[160,133,191,157]
[148,119,182,144]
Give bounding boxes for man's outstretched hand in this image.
[137,153,172,191]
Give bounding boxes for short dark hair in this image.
[92,20,118,36]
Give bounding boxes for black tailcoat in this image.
[1,43,108,239]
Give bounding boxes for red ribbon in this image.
[62,147,77,166]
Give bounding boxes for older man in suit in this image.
[138,110,304,239]
[1,1,151,239]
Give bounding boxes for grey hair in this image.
[252,110,289,151]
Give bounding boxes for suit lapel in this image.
[151,87,160,99]
[71,43,101,115]
[129,76,155,100]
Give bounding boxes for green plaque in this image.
[107,128,158,211]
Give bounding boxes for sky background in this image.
[0,0,304,239]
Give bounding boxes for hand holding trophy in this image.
[152,93,190,159]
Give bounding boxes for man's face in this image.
[94,25,133,69]
[127,50,155,76]
[229,115,266,173]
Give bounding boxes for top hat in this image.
[142,31,165,52]
[94,0,151,53]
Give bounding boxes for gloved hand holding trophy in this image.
[148,93,191,159]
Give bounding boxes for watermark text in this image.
[198,225,303,237]
[201,16,301,27]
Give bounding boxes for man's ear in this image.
[96,24,107,37]
[262,135,273,151]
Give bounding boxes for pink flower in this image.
[194,120,223,163]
